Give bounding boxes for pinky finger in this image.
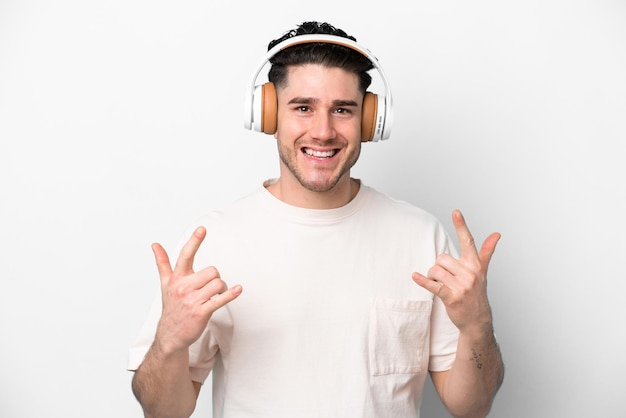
[412,272,446,297]
[204,285,243,312]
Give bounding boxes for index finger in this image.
[452,209,479,261]
[173,226,207,274]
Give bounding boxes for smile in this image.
[303,148,338,159]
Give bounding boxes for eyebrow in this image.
[287,97,359,107]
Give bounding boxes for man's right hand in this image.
[152,226,242,354]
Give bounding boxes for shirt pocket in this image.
[369,298,433,376]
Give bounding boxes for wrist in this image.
[459,323,497,346]
[152,334,191,361]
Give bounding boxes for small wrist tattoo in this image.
[471,349,483,369]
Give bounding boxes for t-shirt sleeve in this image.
[428,293,460,371]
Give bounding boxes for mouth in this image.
[302,147,339,160]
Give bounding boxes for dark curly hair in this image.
[267,21,373,93]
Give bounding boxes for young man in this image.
[128,21,504,418]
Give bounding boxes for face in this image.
[274,64,363,196]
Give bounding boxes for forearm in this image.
[438,330,504,418]
[131,340,199,418]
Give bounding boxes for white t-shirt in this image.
[128,181,460,418]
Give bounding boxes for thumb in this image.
[151,242,173,283]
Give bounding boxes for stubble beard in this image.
[277,141,361,193]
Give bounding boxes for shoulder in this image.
[204,187,265,218]
[359,184,455,255]
[362,185,441,226]
[176,187,266,238]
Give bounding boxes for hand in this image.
[412,210,500,335]
[152,226,242,354]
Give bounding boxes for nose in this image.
[309,111,336,141]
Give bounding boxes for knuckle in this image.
[435,253,448,264]
[173,282,188,299]
[428,264,443,278]
[206,266,220,278]
[210,279,227,294]
[466,261,482,275]
[427,266,437,278]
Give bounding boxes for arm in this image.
[413,210,504,418]
[131,348,201,418]
[132,226,242,418]
[429,331,503,418]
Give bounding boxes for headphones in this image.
[243,34,393,142]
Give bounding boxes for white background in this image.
[1,1,625,417]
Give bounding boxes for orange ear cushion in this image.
[260,83,377,141]
[361,92,378,142]
[261,82,277,134]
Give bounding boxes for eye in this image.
[296,105,311,112]
[335,107,353,115]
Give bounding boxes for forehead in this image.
[278,64,361,98]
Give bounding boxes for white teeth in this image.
[304,148,336,158]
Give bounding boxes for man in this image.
[128,21,504,418]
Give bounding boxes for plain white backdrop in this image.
[1,1,625,417]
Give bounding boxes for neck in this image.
[266,177,360,209]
